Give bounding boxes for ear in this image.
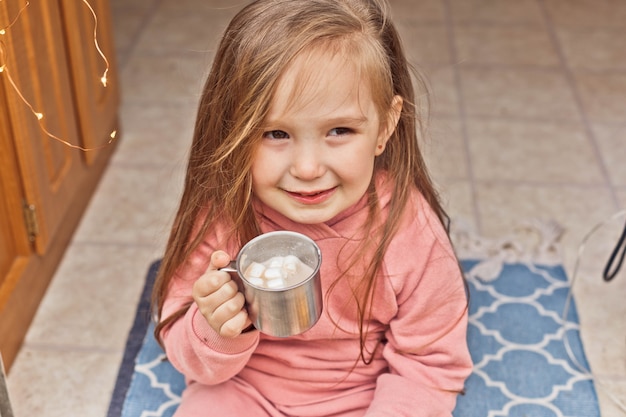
[375,95,403,156]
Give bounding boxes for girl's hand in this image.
[192,250,252,338]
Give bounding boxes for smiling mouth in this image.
[285,187,337,204]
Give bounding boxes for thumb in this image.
[207,250,231,271]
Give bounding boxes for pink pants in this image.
[174,377,370,417]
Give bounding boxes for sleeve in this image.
[159,233,261,386]
[364,203,472,416]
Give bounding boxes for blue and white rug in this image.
[108,251,600,417]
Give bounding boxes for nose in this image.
[289,140,325,180]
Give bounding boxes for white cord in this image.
[562,209,626,414]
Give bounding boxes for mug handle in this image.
[219,261,246,294]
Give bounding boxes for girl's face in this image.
[251,51,400,224]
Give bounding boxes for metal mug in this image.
[221,231,323,337]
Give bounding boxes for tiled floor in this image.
[7,0,626,415]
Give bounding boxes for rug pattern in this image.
[108,259,600,417]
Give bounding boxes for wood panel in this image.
[1,0,86,255]
[59,0,120,165]
[0,81,31,308]
[0,0,120,371]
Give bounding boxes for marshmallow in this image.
[242,255,313,290]
[268,257,284,268]
[265,278,286,289]
[263,267,284,280]
[246,276,265,287]
[245,262,266,278]
[283,255,299,273]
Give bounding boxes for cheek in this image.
[251,148,278,188]
[337,151,376,188]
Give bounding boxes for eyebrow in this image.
[326,115,369,125]
[263,114,369,127]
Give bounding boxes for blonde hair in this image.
[152,0,446,362]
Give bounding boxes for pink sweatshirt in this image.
[161,176,472,416]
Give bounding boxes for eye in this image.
[328,127,353,136]
[263,130,290,140]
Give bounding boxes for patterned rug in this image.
[108,239,600,417]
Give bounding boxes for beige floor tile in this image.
[556,27,626,71]
[389,0,445,22]
[110,8,152,62]
[73,164,184,247]
[448,0,544,24]
[543,0,626,29]
[454,25,560,68]
[109,0,157,13]
[574,271,626,378]
[23,243,159,350]
[459,67,581,121]
[571,211,626,283]
[8,348,123,417]
[423,117,468,180]
[575,72,626,124]
[594,378,626,417]
[571,214,626,378]
[618,189,626,209]
[120,53,211,105]
[425,65,460,117]
[133,11,227,55]
[591,124,626,187]
[437,179,477,231]
[158,0,246,14]
[395,23,451,67]
[474,182,618,272]
[466,118,605,184]
[112,102,196,168]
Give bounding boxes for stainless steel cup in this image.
[222,231,323,337]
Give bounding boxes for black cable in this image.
[603,218,626,282]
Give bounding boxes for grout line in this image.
[440,0,482,234]
[536,0,621,210]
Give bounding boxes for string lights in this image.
[0,0,117,151]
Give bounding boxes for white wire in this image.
[562,209,626,414]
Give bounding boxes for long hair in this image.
[152,0,447,361]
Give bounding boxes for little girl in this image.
[152,0,472,415]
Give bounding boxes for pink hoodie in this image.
[161,176,472,416]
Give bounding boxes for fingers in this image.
[208,250,231,271]
[193,251,252,338]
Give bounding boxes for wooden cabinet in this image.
[0,0,119,370]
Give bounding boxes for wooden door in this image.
[0,90,33,364]
[59,0,120,165]
[0,0,119,370]
[1,0,86,255]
